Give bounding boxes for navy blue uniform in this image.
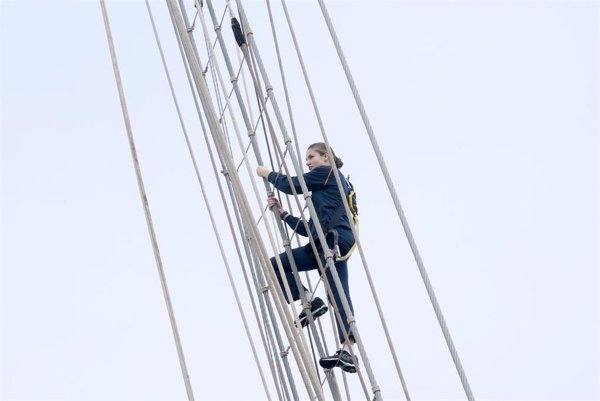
[268,166,355,343]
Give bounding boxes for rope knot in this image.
[279,346,290,357]
[303,193,312,200]
[261,285,269,294]
[214,24,221,32]
[282,240,290,247]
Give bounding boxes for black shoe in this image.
[319,350,357,373]
[298,297,328,328]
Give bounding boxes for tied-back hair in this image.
[308,142,344,168]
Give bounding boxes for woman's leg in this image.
[270,246,317,303]
[324,258,355,344]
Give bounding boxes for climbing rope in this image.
[103,2,475,400]
[168,1,327,398]
[145,2,283,400]
[234,1,385,400]
[197,3,330,400]
[274,1,413,399]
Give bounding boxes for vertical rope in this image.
[201,7,336,398]
[144,2,282,400]
[167,1,326,399]
[275,1,415,399]
[263,0,303,163]
[195,4,338,399]
[233,2,378,399]
[99,2,195,400]
[316,2,475,400]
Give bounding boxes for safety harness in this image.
[323,168,359,261]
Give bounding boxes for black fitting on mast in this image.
[231,17,246,46]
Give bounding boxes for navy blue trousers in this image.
[270,234,355,344]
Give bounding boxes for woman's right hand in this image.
[267,197,284,214]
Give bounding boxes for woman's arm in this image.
[266,166,330,195]
[266,196,309,236]
[283,215,309,237]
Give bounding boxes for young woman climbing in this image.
[256,142,357,373]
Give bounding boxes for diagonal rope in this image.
[225,0,255,126]
[237,38,341,385]
[169,1,327,398]
[242,66,371,401]
[316,1,475,400]
[276,1,415,399]
[196,1,302,348]
[195,8,337,398]
[263,0,303,171]
[99,2,195,400]
[263,1,354,393]
[237,33,352,401]
[231,3,374,399]
[198,8,337,398]
[144,2,285,400]
[174,4,307,401]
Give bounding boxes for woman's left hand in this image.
[256,166,271,178]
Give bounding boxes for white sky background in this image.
[1,0,598,400]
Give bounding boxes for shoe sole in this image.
[319,356,357,373]
[300,304,328,328]
[319,356,339,370]
[340,359,357,373]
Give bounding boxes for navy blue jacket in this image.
[267,166,355,251]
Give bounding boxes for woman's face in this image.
[305,148,328,171]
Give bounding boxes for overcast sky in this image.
[1,1,599,400]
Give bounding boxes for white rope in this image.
[226,0,256,126]
[196,0,305,357]
[248,6,371,399]
[194,8,340,401]
[263,0,303,165]
[199,2,318,386]
[232,3,377,400]
[198,6,332,400]
[190,4,308,400]
[258,3,370,400]
[276,1,415,399]
[145,2,283,400]
[240,43,353,397]
[99,2,195,400]
[316,1,475,400]
[168,1,325,399]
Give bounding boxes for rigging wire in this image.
[233,1,376,399]
[316,1,474,400]
[233,28,350,401]
[200,3,336,396]
[188,1,329,398]
[275,0,413,399]
[264,0,303,172]
[173,2,303,399]
[99,1,195,400]
[102,1,476,400]
[145,1,280,400]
